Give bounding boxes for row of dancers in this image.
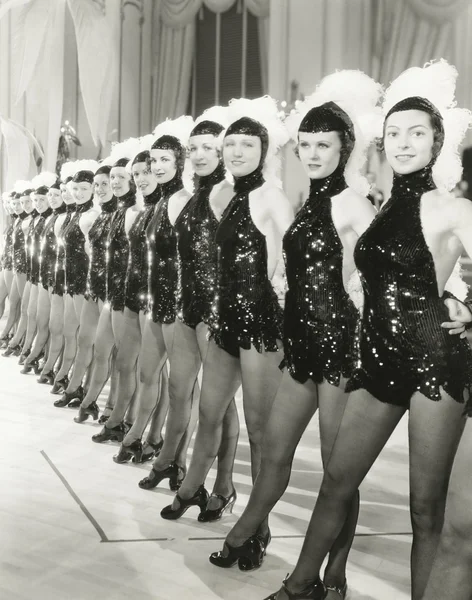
[1,60,472,600]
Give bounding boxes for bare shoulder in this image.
[259,182,290,206]
[337,187,373,210]
[176,188,192,202]
[425,189,472,228]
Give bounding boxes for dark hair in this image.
[95,164,112,177]
[34,185,49,195]
[131,150,150,166]
[112,158,130,169]
[20,189,33,197]
[151,135,186,173]
[72,170,94,184]
[225,117,268,166]
[190,120,224,137]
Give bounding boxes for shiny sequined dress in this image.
[86,197,117,302]
[146,178,183,324]
[63,199,94,296]
[107,190,136,310]
[40,204,67,290]
[125,186,160,314]
[30,208,52,285]
[54,204,75,296]
[346,166,472,406]
[211,169,282,358]
[12,212,28,274]
[176,163,225,328]
[25,210,38,281]
[1,217,16,271]
[283,170,358,385]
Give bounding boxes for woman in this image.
[53,160,99,407]
[210,72,380,591]
[74,139,140,421]
[266,60,472,600]
[136,110,240,516]
[22,177,66,373]
[0,192,16,331]
[160,97,293,521]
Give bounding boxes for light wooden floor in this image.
[0,318,412,600]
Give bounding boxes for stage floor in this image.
[0,321,411,600]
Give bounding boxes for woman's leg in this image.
[408,389,466,600]
[0,273,22,340]
[422,418,472,600]
[278,390,405,598]
[65,299,99,392]
[145,361,170,446]
[22,283,39,353]
[8,280,31,347]
[26,286,51,362]
[54,294,79,382]
[41,293,64,375]
[0,271,8,320]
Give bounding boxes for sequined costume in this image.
[25,210,38,281]
[211,169,283,357]
[62,199,94,296]
[12,212,28,274]
[54,204,75,296]
[176,162,225,328]
[146,178,183,324]
[125,186,160,314]
[40,204,67,290]
[283,169,358,385]
[346,166,472,406]
[86,197,117,303]
[107,190,136,310]
[1,217,16,271]
[30,208,52,285]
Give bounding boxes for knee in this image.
[439,515,472,558]
[77,330,93,349]
[410,495,446,535]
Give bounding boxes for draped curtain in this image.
[152,0,270,123]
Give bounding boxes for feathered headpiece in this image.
[72,159,100,184]
[382,59,472,192]
[60,161,78,184]
[109,137,141,169]
[191,105,229,144]
[32,171,59,194]
[13,180,33,195]
[285,70,383,195]
[225,96,289,187]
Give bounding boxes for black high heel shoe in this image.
[50,376,69,395]
[18,349,30,365]
[3,344,20,357]
[37,370,55,385]
[324,580,347,599]
[138,462,183,490]
[209,536,265,571]
[264,576,326,600]
[20,358,40,375]
[54,386,84,408]
[160,485,209,520]
[74,401,99,423]
[0,335,12,349]
[98,413,110,425]
[198,488,237,522]
[113,439,143,463]
[140,439,163,463]
[91,422,127,444]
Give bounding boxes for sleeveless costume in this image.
[282,168,358,385]
[107,189,136,310]
[24,210,38,282]
[62,199,94,296]
[85,197,117,303]
[146,177,183,324]
[30,207,52,285]
[40,204,67,290]
[54,203,75,296]
[1,216,16,271]
[211,168,282,358]
[346,166,472,406]
[176,162,225,329]
[124,186,160,314]
[12,212,29,274]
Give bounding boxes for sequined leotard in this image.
[107,190,136,310]
[25,210,38,281]
[63,199,94,296]
[211,169,283,358]
[1,217,16,271]
[54,204,75,296]
[86,197,117,303]
[40,204,66,290]
[12,212,28,274]
[283,170,358,385]
[346,166,472,406]
[30,208,52,285]
[125,186,160,314]
[146,178,183,324]
[176,162,226,328]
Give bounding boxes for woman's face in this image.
[11,196,22,215]
[132,161,158,196]
[33,193,49,213]
[110,166,131,198]
[384,109,434,175]
[297,131,342,179]
[150,149,178,184]
[20,193,33,213]
[61,183,75,205]
[223,134,262,178]
[94,174,113,204]
[70,181,93,204]
[48,188,63,210]
[188,134,220,177]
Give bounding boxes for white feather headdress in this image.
[13,180,33,194]
[32,171,58,190]
[285,70,383,195]
[109,137,141,166]
[383,59,472,192]
[60,161,77,183]
[193,105,230,148]
[73,159,100,176]
[226,96,289,187]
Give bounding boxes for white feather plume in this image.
[383,59,472,192]
[194,105,230,130]
[153,115,195,146]
[74,159,99,175]
[285,70,383,195]
[60,161,78,182]
[109,137,141,164]
[32,170,58,190]
[13,180,33,194]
